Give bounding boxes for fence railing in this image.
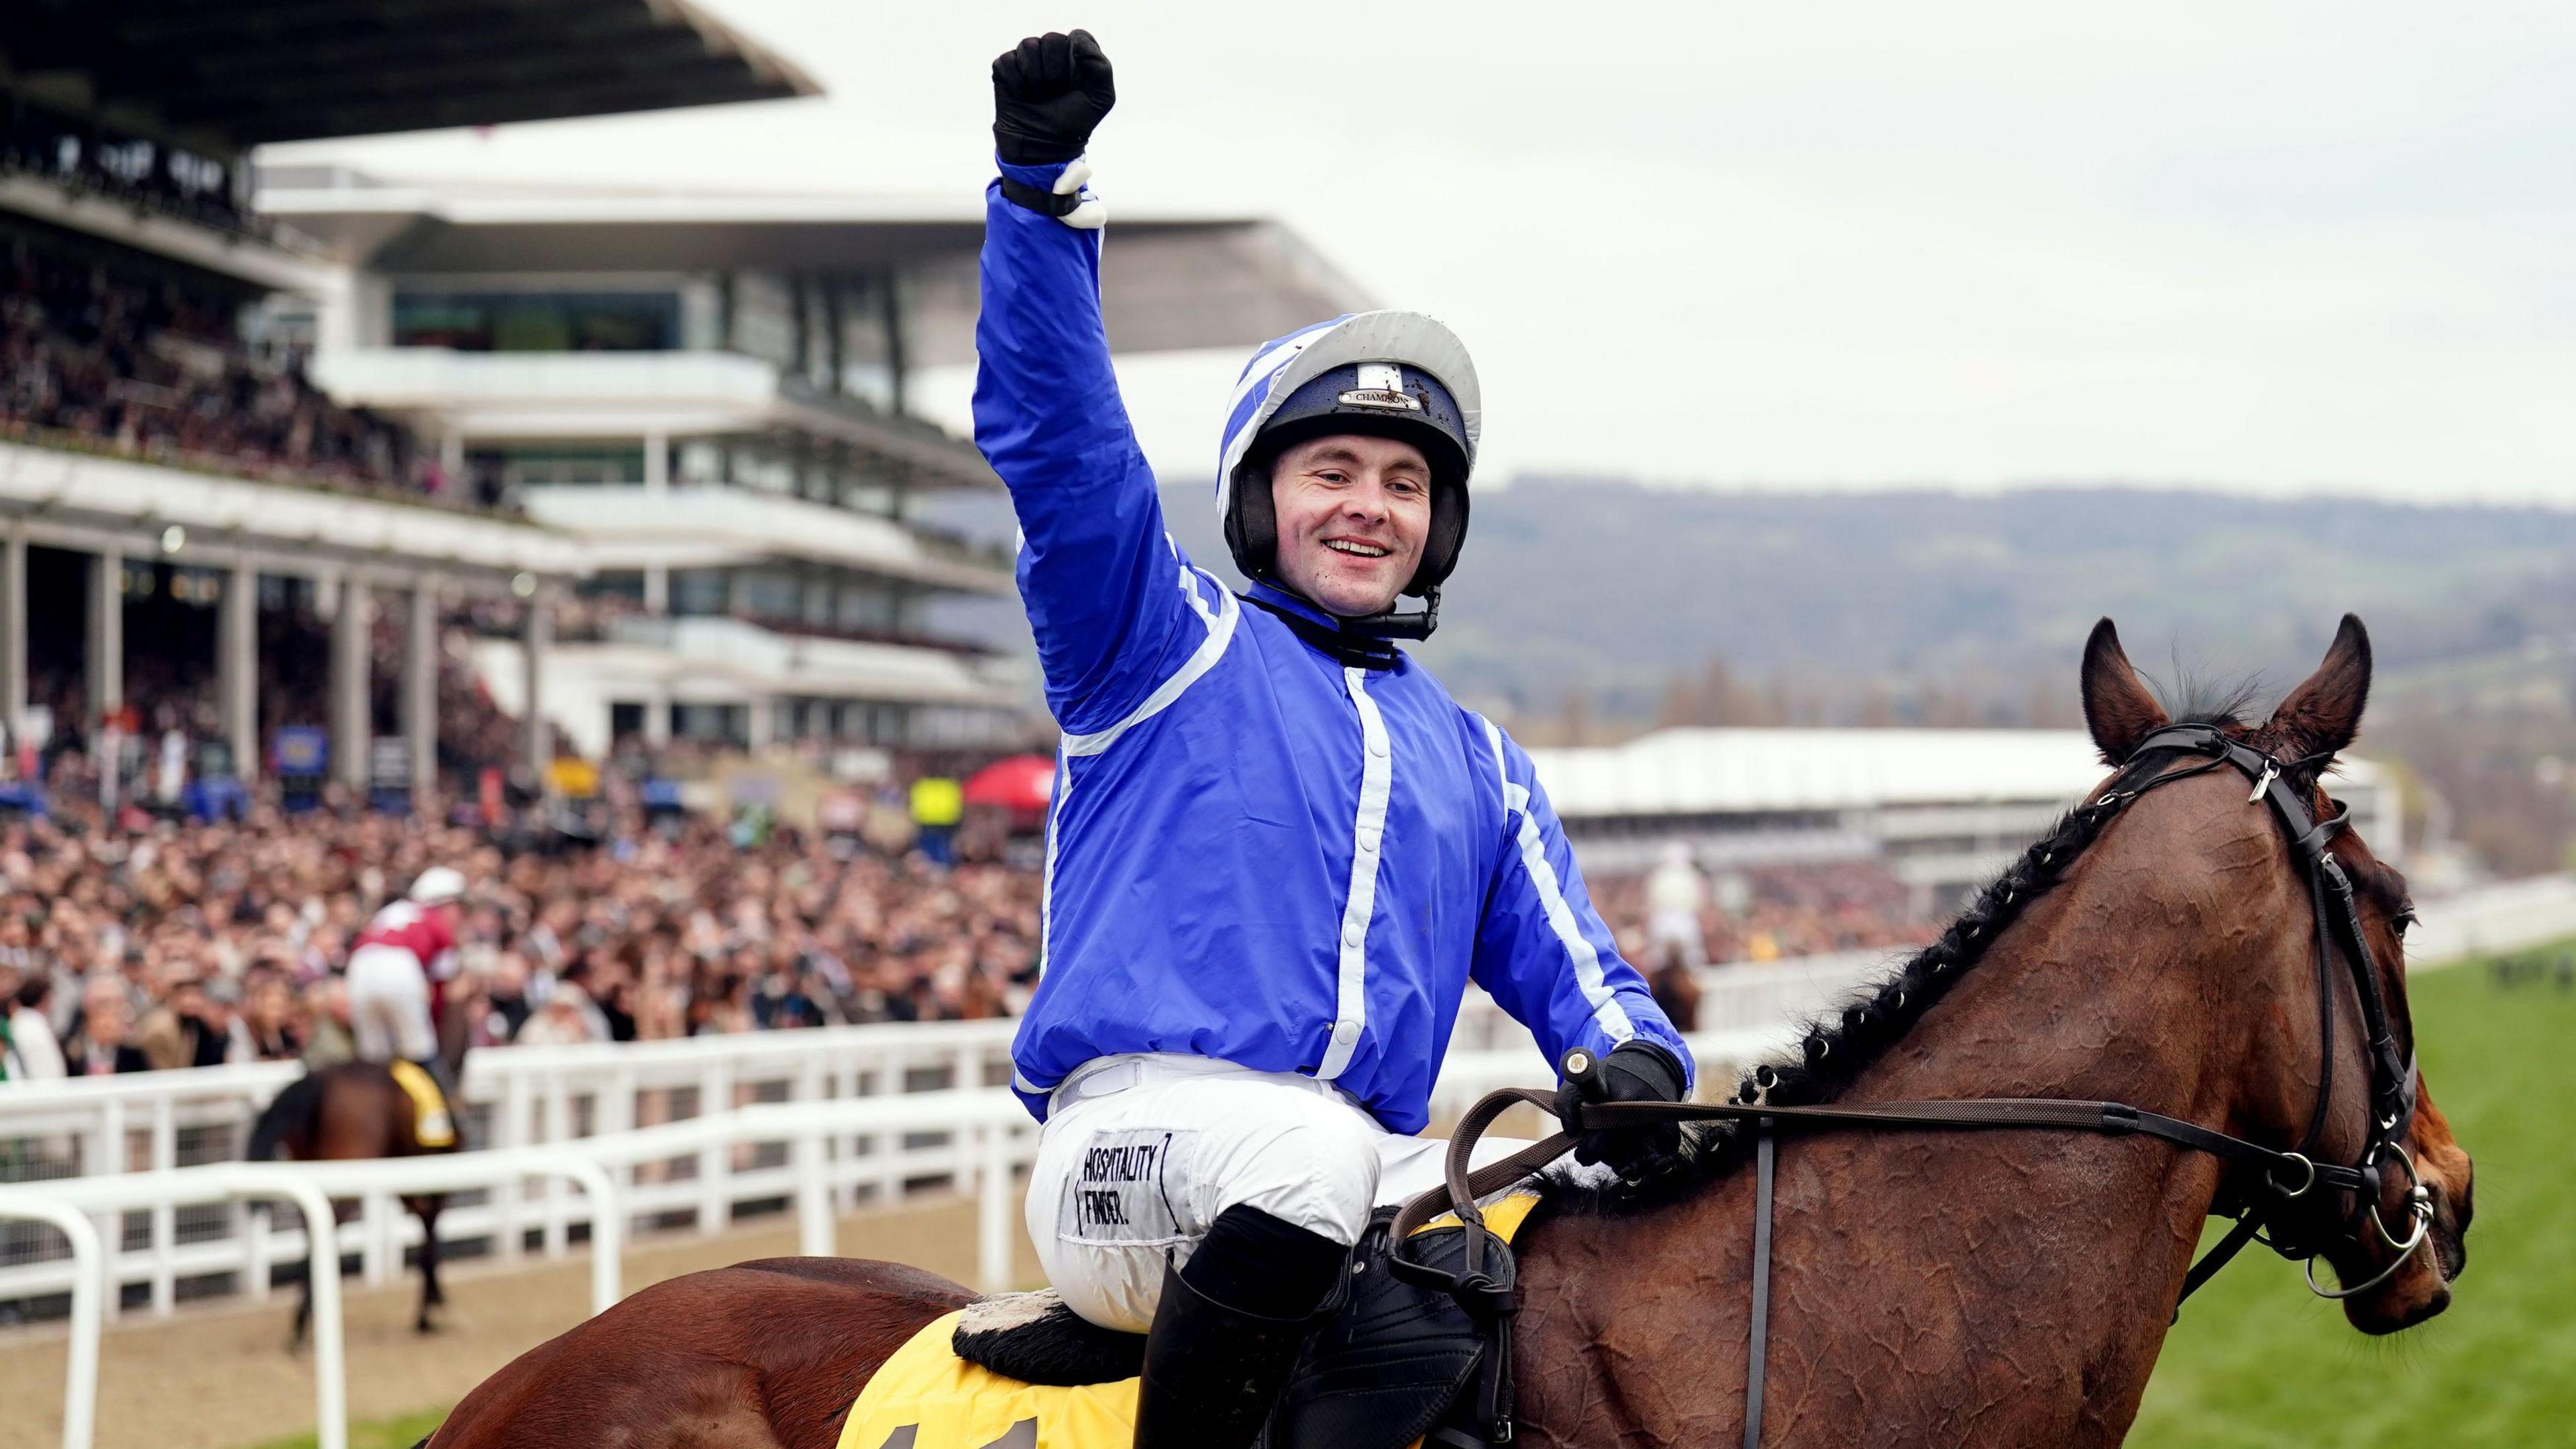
[0,1090,1029,1449]
[11,869,2561,1327]
[0,948,1915,1328]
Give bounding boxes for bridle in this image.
[1393,722,2432,1449]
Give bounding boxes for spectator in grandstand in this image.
[135,973,243,1069]
[69,976,149,1076]
[1643,843,1710,969]
[240,968,304,1061]
[513,982,605,1047]
[3,974,65,1081]
[0,233,431,498]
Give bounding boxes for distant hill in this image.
[924,478,2576,729]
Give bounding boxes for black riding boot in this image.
[1133,1205,1347,1449]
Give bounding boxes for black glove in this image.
[991,30,1116,166]
[1556,1042,1686,1180]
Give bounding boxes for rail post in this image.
[977,1118,1014,1293]
[561,1157,623,1316]
[0,1191,104,1449]
[244,1171,349,1449]
[795,1128,835,1257]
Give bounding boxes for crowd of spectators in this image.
[0,764,1951,1088]
[0,232,440,498]
[1591,857,1941,969]
[0,794,1044,1085]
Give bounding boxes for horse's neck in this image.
[1517,917,2249,1448]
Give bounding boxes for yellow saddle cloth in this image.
[387,1059,457,1148]
[837,1194,1541,1449]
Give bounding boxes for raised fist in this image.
[991,30,1116,166]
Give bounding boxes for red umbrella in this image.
[962,755,1057,817]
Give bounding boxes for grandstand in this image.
[0,0,1368,782]
[255,169,1371,756]
[0,1,820,796]
[1529,727,2400,912]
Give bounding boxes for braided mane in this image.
[1538,710,2254,1218]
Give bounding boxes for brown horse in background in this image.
[420,617,2473,1449]
[246,1060,462,1346]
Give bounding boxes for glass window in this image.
[738,569,800,621]
[392,291,681,352]
[669,570,731,617]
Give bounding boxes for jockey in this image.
[977,31,1694,1449]
[345,866,466,1129]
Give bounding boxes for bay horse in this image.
[420,616,2473,1449]
[246,1059,464,1346]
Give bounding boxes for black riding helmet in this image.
[1215,311,1483,640]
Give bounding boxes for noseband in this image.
[1400,723,2432,1449]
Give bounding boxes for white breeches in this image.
[345,945,436,1062]
[1023,1054,1531,1332]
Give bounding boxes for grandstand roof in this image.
[1,0,816,150]
[257,173,1249,270]
[1527,727,2386,820]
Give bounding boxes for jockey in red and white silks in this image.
[345,867,463,1065]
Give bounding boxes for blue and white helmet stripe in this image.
[1214,310,1483,512]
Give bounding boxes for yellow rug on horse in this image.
[837,1193,1542,1449]
[387,1059,456,1148]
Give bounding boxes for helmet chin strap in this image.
[1240,580,1438,668]
[1339,586,1439,642]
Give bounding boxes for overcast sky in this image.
[264,3,2576,505]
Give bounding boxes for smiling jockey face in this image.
[1218,313,1482,639]
[1267,433,1434,618]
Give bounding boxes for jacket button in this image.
[1367,735,1389,758]
[1343,923,1364,948]
[1357,828,1380,854]
[1332,1020,1360,1046]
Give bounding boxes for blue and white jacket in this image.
[975,158,1690,1136]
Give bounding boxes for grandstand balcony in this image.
[523,482,1008,596]
[472,611,1028,757]
[306,348,992,490]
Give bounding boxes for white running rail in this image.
[0,1091,1030,1449]
[0,955,1892,1313]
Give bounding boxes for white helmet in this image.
[408,866,467,906]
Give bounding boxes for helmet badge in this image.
[1336,362,1422,413]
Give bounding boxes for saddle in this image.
[839,1195,1539,1449]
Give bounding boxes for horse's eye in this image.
[2392,908,2418,938]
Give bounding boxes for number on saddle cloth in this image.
[849,1196,1542,1449]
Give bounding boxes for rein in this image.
[1391,724,2431,1449]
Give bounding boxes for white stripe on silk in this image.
[1020,745,1071,1101]
[1061,567,1239,758]
[1479,716,1634,1045]
[1035,742,1068,976]
[1316,667,1395,1081]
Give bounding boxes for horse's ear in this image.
[2080,618,2168,765]
[2268,614,2372,765]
